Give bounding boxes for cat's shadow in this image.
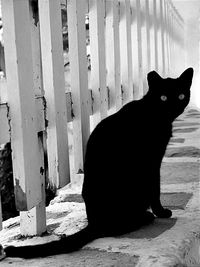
[119,218,177,239]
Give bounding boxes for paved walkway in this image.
[0,106,200,266]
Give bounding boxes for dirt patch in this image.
[169,138,185,144]
[161,192,193,210]
[173,122,200,127]
[185,114,200,118]
[165,146,200,157]
[173,127,198,133]
[187,109,200,114]
[161,162,199,184]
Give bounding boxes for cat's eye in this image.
[178,94,185,100]
[160,95,167,101]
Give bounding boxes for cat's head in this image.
[147,68,194,120]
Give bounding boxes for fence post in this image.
[20,133,46,235]
[119,0,133,104]
[19,1,46,236]
[39,0,70,188]
[2,0,42,211]
[89,0,108,129]
[67,0,90,177]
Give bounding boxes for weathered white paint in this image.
[130,0,143,99]
[2,0,42,211]
[89,0,108,129]
[119,0,133,104]
[19,4,46,236]
[163,0,170,75]
[140,0,149,94]
[29,2,44,98]
[0,104,10,145]
[105,0,116,112]
[156,0,163,74]
[67,0,90,176]
[160,0,166,76]
[39,0,70,188]
[20,133,46,236]
[113,0,123,110]
[0,78,7,104]
[153,0,158,71]
[145,0,151,73]
[0,89,88,143]
[149,0,156,71]
[135,0,144,98]
[105,0,122,112]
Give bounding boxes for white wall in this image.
[173,0,200,108]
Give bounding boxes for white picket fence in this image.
[0,0,185,235]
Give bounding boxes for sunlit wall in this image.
[173,0,200,109]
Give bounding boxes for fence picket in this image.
[89,0,108,129]
[119,0,133,103]
[67,0,90,176]
[39,0,70,188]
[105,0,122,113]
[160,0,166,76]
[130,0,143,99]
[105,0,115,113]
[113,0,123,110]
[141,0,149,94]
[153,0,158,71]
[157,0,164,75]
[145,0,151,73]
[163,0,168,75]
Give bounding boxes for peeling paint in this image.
[40,166,44,176]
[31,0,39,26]
[14,178,27,211]
[77,168,84,174]
[6,103,11,142]
[70,92,75,119]
[42,96,49,128]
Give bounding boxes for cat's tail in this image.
[4,225,98,259]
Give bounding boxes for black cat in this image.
[2,68,194,259]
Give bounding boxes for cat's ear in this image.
[178,68,194,88]
[147,71,162,87]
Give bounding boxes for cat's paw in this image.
[155,208,172,218]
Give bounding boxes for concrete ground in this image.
[0,106,200,266]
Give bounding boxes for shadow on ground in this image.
[119,218,177,239]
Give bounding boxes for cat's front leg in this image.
[150,168,172,218]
